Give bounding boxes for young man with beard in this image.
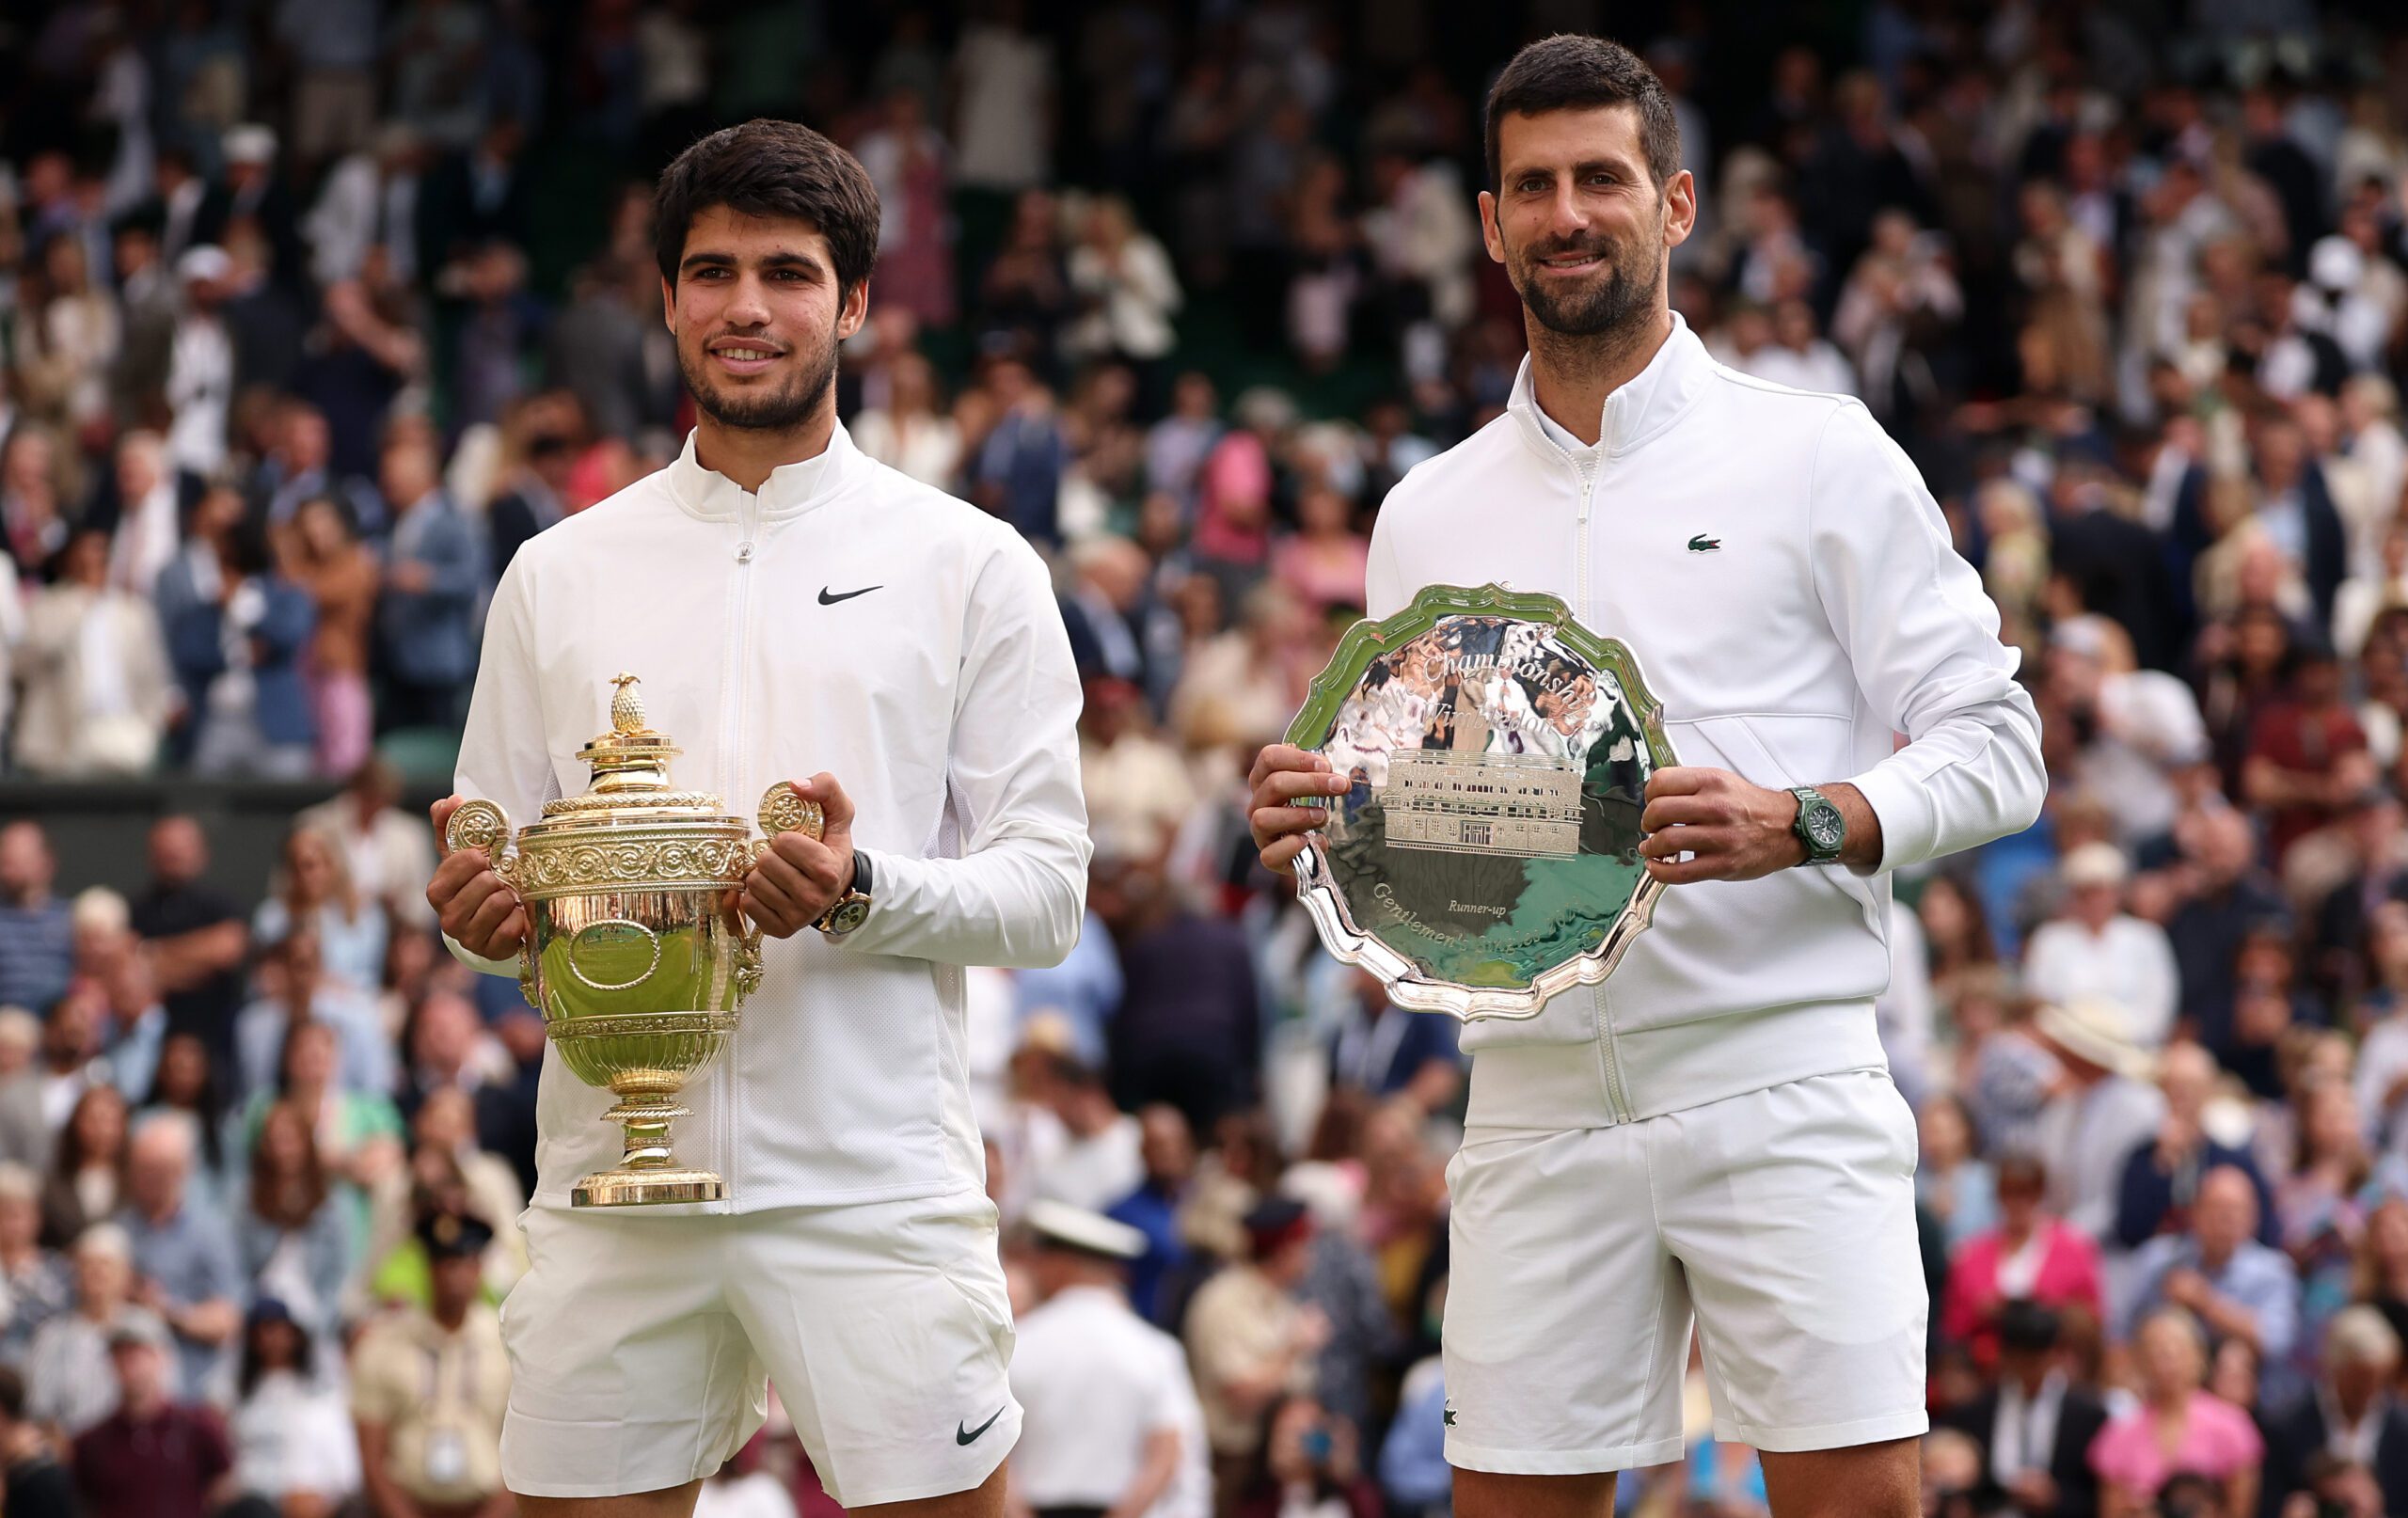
[1247,37,2044,1518]
[423,119,1090,1516]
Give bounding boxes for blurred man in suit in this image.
[1939,1301,2107,1517]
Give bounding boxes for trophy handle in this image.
[444,798,516,885]
[731,783,829,986]
[755,781,826,849]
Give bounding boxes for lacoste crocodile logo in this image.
[1687,534,1720,552]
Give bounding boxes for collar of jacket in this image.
[666,419,862,524]
[1506,308,1718,462]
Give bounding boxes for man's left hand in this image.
[741,773,856,939]
[1639,767,1805,884]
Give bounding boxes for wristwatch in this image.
[815,848,874,938]
[1788,785,1846,866]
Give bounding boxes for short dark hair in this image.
[1996,1299,2062,1354]
[1483,35,1683,193]
[652,119,880,298]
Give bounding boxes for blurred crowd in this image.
[12,2,2408,1518]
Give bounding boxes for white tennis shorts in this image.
[498,1189,1019,1508]
[1441,1067,1929,1474]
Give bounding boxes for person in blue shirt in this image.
[372,431,487,733]
[114,1115,242,1402]
[1326,969,1463,1109]
[0,826,73,1026]
[2121,1163,2305,1404]
[1105,1104,1194,1328]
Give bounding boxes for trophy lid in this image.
[527,673,737,828]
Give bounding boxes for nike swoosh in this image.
[956,1407,1006,1446]
[818,584,881,605]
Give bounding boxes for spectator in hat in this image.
[164,245,235,477]
[2031,998,2168,1240]
[228,1297,358,1517]
[2261,1305,2408,1516]
[350,1210,510,1518]
[0,1364,72,1518]
[1008,1199,1209,1518]
[1183,1196,1329,1498]
[25,1223,170,1435]
[2022,844,2180,1050]
[1937,1300,2109,1518]
[209,123,306,290]
[70,1316,232,1518]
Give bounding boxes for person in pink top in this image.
[1941,1153,2106,1370]
[2088,1305,2263,1517]
[1269,480,1370,618]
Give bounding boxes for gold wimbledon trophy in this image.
[443,672,820,1207]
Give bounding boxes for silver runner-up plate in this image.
[1287,583,1679,1021]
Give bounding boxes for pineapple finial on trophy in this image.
[610,672,646,734]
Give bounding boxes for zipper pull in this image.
[736,542,754,564]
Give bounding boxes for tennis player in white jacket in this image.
[1251,38,2043,1518]
[424,121,1088,1516]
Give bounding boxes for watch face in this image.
[1804,803,1845,852]
[828,898,871,935]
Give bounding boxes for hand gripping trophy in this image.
[443,672,819,1206]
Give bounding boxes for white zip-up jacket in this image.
[446,423,1090,1212]
[1368,312,2044,1130]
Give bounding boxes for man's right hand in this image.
[1248,744,1352,875]
[427,795,529,959]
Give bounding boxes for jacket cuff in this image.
[1845,761,1934,876]
[442,931,522,979]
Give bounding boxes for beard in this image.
[1508,223,1662,340]
[676,316,840,433]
